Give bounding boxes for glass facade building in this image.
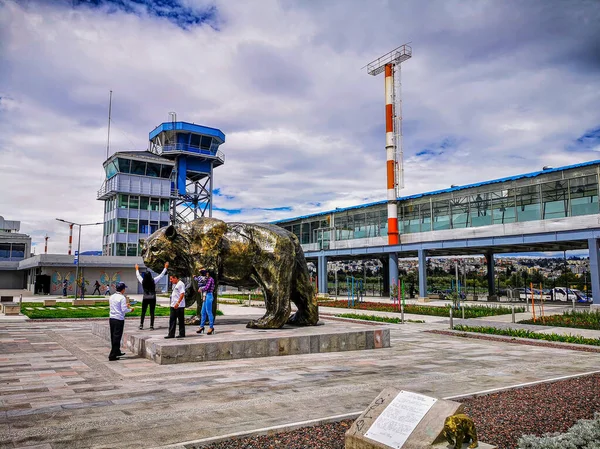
[275,162,600,250]
[98,151,174,256]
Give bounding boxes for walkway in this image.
[1,302,599,448]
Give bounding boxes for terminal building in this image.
[274,160,600,306]
[0,216,32,289]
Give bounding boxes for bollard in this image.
[462,305,465,320]
[572,299,575,312]
[401,302,404,324]
[526,298,529,313]
[512,305,515,323]
[449,307,453,330]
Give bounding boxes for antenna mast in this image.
[366,43,412,245]
[106,90,113,160]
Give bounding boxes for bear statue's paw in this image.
[286,312,312,326]
[246,317,285,329]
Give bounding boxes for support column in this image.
[317,255,328,294]
[418,249,427,300]
[486,251,496,300]
[388,253,398,296]
[381,257,390,295]
[588,238,600,310]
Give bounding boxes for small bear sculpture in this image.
[443,413,478,449]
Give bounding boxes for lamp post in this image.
[56,219,103,299]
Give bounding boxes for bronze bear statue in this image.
[443,413,478,449]
[141,217,319,329]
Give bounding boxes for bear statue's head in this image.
[141,225,192,278]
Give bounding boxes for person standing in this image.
[165,274,186,339]
[135,262,169,330]
[92,280,101,295]
[108,282,134,361]
[62,279,68,297]
[79,277,86,300]
[104,284,111,296]
[196,269,216,335]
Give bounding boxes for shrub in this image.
[453,325,600,347]
[318,300,523,318]
[335,313,424,324]
[520,309,600,330]
[518,412,600,449]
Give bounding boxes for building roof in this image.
[148,121,226,143]
[273,159,600,224]
[103,150,175,165]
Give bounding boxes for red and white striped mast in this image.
[68,224,73,255]
[366,44,412,245]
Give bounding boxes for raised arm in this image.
[153,262,169,283]
[135,264,143,284]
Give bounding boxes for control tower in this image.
[148,115,225,223]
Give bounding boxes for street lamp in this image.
[56,219,103,299]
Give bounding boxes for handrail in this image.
[158,144,225,161]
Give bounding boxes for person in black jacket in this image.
[135,262,168,330]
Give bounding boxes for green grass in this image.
[21,302,223,319]
[519,309,600,330]
[318,299,523,318]
[336,313,425,324]
[453,324,600,347]
[219,293,264,301]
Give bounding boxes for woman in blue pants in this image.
[196,269,216,335]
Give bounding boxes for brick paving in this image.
[1,304,599,448]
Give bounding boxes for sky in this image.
[1,0,600,254]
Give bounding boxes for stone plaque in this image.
[364,391,436,448]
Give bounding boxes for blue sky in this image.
[1,0,600,252]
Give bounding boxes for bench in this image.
[1,303,20,316]
[1,296,13,303]
[44,300,57,306]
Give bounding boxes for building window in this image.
[127,243,137,256]
[140,196,149,211]
[402,205,420,233]
[301,223,310,244]
[160,221,169,228]
[0,243,10,259]
[119,194,128,208]
[161,198,170,212]
[146,163,161,177]
[492,190,516,224]
[139,220,149,234]
[105,160,118,179]
[117,243,126,256]
[128,219,138,234]
[118,218,127,233]
[516,185,541,222]
[542,181,568,219]
[129,195,139,210]
[433,200,451,230]
[471,193,491,227]
[150,198,160,211]
[451,196,469,228]
[131,160,146,176]
[117,158,131,173]
[11,244,25,258]
[570,175,599,216]
[161,165,173,179]
[353,213,366,238]
[201,136,212,150]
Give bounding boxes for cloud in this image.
[1,0,600,253]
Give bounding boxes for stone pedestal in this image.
[345,388,496,449]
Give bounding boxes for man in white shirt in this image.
[165,275,186,339]
[108,282,134,361]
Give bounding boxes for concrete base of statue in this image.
[92,315,390,365]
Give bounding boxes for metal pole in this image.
[106,90,112,160]
[74,225,82,299]
[449,307,453,329]
[512,305,515,323]
[400,301,404,324]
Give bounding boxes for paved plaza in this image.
[1,303,600,448]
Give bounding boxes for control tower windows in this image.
[131,160,146,176]
[201,136,212,150]
[118,158,131,173]
[146,162,161,178]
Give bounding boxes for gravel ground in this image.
[196,373,600,449]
